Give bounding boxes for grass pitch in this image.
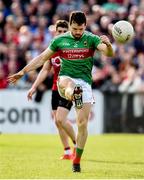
[0,134,144,179]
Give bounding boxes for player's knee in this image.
[58,76,69,89]
[77,118,88,130]
[55,119,60,128]
[65,87,73,101]
[58,81,63,91]
[55,116,63,127]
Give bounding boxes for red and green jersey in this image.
[49,31,101,85]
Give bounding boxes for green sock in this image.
[76,148,83,157]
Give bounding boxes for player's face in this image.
[70,23,86,39]
[56,27,68,35]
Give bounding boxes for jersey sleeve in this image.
[48,37,59,52]
[91,34,101,49]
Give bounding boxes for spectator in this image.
[0,63,7,89]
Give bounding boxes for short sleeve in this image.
[92,34,101,49]
[48,38,58,52]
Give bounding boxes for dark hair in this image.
[56,20,69,30]
[69,11,86,25]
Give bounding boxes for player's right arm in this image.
[27,61,52,100]
[7,48,54,84]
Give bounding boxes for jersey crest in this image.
[51,56,61,67]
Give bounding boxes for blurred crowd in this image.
[0,0,144,96]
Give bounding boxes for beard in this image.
[75,36,81,40]
[72,33,82,40]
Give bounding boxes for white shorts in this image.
[58,76,95,104]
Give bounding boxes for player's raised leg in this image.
[57,76,75,101]
[58,76,83,109]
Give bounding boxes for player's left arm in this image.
[97,35,115,57]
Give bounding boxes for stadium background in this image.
[0,0,144,179]
[0,0,144,134]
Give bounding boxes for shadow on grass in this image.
[84,159,144,165]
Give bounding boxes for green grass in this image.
[0,134,144,179]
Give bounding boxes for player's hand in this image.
[27,87,36,101]
[7,70,24,84]
[100,35,111,46]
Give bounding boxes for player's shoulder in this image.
[83,31,101,47]
[54,32,71,41]
[84,31,100,39]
